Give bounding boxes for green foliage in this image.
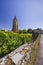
[22,29,27,33]
[19,28,32,34]
[0,31,32,58]
[18,30,23,33]
[19,29,27,33]
[27,28,32,33]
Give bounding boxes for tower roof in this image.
[13,16,17,21]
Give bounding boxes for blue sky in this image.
[0,0,43,30]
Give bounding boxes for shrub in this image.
[0,31,32,58]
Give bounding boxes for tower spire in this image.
[14,16,16,19]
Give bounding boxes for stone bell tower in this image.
[12,16,18,32]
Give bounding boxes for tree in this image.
[27,28,32,33]
[22,29,27,33]
[18,30,23,33]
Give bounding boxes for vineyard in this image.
[0,31,32,58]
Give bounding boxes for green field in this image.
[0,31,32,58]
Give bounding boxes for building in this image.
[32,28,43,34]
[32,28,41,33]
[12,16,18,32]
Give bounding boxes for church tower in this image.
[12,16,18,32]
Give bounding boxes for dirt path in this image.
[35,35,43,65]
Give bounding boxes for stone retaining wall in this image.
[30,34,40,65]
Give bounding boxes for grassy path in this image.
[35,34,43,65]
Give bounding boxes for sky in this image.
[0,0,43,30]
